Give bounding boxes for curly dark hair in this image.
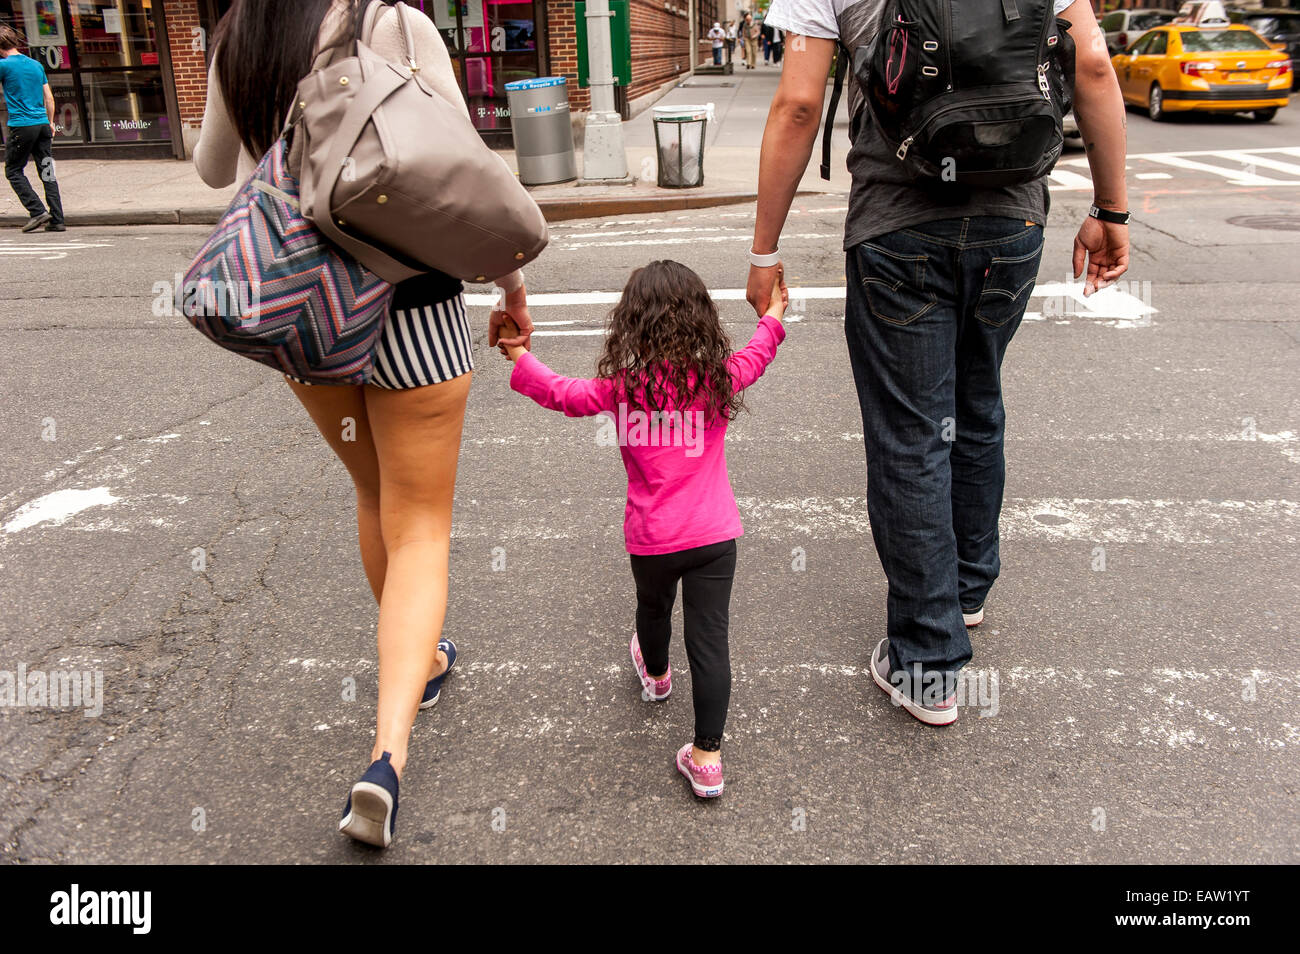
[597,260,743,426]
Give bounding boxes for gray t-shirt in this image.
[765,0,1077,250]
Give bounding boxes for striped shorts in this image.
[370,294,475,389]
[287,293,474,390]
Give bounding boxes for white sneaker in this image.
[962,604,984,628]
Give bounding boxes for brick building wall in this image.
[548,0,692,112]
[162,0,210,153]
[546,1,586,110]
[628,0,691,101]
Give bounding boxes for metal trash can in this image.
[506,77,578,186]
[652,105,711,188]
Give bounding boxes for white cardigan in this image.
[195,0,522,293]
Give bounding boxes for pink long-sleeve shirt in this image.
[510,316,786,555]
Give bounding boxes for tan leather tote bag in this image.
[293,0,549,284]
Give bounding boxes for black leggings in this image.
[629,538,737,751]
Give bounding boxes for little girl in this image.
[497,260,787,797]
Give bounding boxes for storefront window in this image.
[84,69,167,141]
[49,72,80,140]
[1,0,71,68]
[0,0,168,148]
[464,50,536,132]
[68,0,161,69]
[410,0,540,141]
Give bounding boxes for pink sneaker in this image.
[630,634,671,701]
[675,743,724,798]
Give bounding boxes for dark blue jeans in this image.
[5,124,63,225]
[844,216,1043,684]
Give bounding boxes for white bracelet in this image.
[748,248,780,268]
[494,269,524,294]
[494,270,524,309]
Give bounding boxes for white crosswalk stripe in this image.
[1055,145,1300,188]
[468,283,1158,329]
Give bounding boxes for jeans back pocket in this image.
[858,241,937,327]
[974,244,1042,328]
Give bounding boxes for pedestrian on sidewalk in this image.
[709,21,726,65]
[748,0,1130,725]
[770,24,785,64]
[193,0,536,850]
[762,20,771,63]
[0,25,65,233]
[742,13,759,69]
[497,261,789,800]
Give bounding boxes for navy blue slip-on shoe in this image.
[419,638,457,710]
[339,751,399,848]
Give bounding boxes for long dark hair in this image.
[213,0,355,159]
[597,261,743,426]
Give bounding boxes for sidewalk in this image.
[0,67,850,228]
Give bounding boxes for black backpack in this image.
[820,0,1075,187]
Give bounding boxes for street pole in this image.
[581,0,629,181]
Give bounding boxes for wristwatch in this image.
[1088,205,1130,225]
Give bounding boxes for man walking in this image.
[0,25,65,233]
[748,0,1129,724]
[742,13,759,69]
[708,21,726,66]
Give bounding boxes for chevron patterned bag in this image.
[182,137,394,386]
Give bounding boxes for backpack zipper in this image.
[942,0,954,91]
[1037,63,1051,100]
[895,89,1042,161]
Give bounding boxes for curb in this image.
[0,190,784,230]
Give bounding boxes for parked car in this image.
[1100,8,1179,55]
[1229,8,1300,89]
[1062,109,1082,147]
[1112,24,1292,122]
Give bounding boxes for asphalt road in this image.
[0,109,1297,864]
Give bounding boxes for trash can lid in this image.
[652,104,711,122]
[505,77,567,91]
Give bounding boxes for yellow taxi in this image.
[1112,24,1292,121]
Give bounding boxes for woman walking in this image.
[194,0,535,848]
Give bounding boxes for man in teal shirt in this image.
[0,24,65,232]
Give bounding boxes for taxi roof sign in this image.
[1173,1,1231,27]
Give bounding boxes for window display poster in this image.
[103,8,122,34]
[22,0,66,46]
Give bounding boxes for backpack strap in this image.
[820,43,849,181]
[1001,0,1021,22]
